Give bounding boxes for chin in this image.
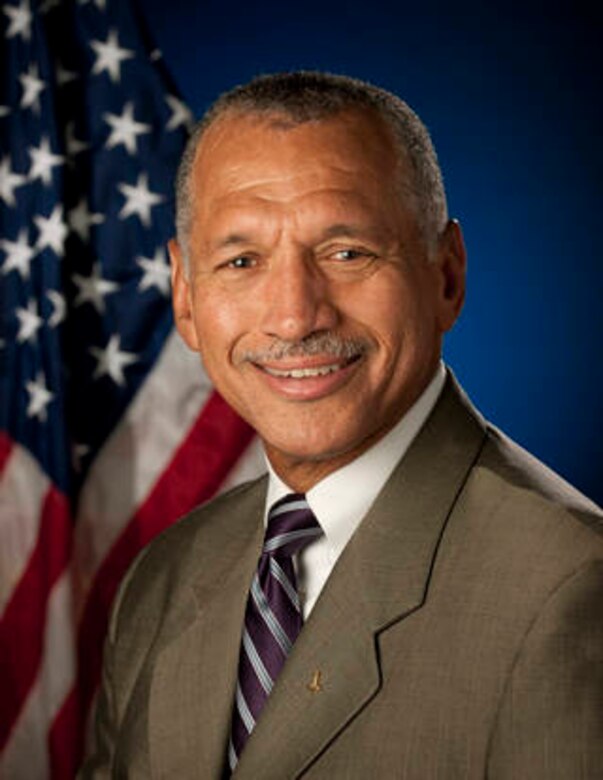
[263,425,370,465]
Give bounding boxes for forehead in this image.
[189,108,410,213]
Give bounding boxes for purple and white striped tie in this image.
[227,493,323,771]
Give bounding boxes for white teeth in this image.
[263,363,341,378]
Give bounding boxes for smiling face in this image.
[170,108,466,490]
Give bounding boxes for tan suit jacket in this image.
[82,376,603,778]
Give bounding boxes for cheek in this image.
[337,278,409,348]
[191,289,245,357]
[354,287,437,378]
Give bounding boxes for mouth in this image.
[252,354,363,400]
[260,356,359,379]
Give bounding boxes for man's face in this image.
[171,109,465,488]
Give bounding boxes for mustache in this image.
[235,332,371,365]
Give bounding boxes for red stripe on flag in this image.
[133,391,256,543]
[66,392,254,771]
[48,683,80,780]
[0,486,72,752]
[0,431,13,476]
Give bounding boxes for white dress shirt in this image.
[264,362,446,618]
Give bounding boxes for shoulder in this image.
[448,421,603,601]
[108,475,268,642]
[477,423,601,534]
[430,374,603,608]
[433,373,601,556]
[138,474,268,570]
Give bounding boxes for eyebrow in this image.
[318,222,388,244]
[211,222,381,251]
[320,223,369,239]
[213,233,252,250]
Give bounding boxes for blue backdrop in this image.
[137,0,602,504]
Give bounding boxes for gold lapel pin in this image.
[307,669,322,693]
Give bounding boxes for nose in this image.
[259,249,339,342]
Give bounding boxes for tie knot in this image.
[264,493,322,558]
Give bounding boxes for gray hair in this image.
[175,71,448,256]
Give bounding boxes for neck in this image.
[264,415,404,493]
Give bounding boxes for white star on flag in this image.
[65,122,90,158]
[165,94,194,132]
[56,64,78,86]
[16,299,43,343]
[47,290,66,327]
[117,172,164,226]
[73,263,119,313]
[19,63,46,112]
[28,136,65,185]
[0,105,10,117]
[68,198,104,241]
[1,229,36,278]
[3,0,33,41]
[0,157,27,206]
[103,101,151,155]
[34,205,68,256]
[25,372,54,422]
[137,247,171,295]
[90,334,138,386]
[90,28,134,83]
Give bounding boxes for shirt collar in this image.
[265,362,447,557]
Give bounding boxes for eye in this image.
[222,255,256,270]
[333,248,370,262]
[329,247,378,267]
[319,245,379,280]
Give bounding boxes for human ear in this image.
[435,219,467,332]
[169,238,201,352]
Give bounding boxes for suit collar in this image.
[346,371,487,629]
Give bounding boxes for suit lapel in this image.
[148,482,266,779]
[234,376,486,779]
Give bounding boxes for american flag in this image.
[0,1,263,776]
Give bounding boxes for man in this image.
[82,72,603,778]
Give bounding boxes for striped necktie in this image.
[228,493,323,771]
